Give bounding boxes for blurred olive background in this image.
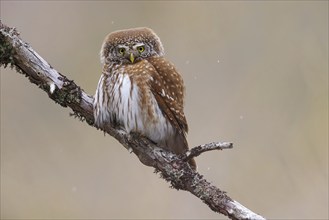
[1,1,328,219]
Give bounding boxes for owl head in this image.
[100,27,165,65]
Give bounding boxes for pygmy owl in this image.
[93,27,196,170]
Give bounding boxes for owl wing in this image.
[146,57,197,170]
[147,57,188,134]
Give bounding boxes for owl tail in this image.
[167,132,197,171]
[187,156,197,171]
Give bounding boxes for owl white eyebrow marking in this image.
[117,45,129,50]
[133,42,145,48]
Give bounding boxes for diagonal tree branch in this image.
[0,20,265,220]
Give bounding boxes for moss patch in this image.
[0,31,16,68]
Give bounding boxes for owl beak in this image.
[129,53,135,63]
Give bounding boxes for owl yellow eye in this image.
[137,46,145,53]
[118,48,125,55]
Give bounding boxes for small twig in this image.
[182,142,233,162]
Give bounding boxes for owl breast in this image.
[93,61,174,145]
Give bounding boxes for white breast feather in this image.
[94,72,174,145]
[109,74,143,132]
[94,74,109,127]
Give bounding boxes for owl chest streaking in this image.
[93,27,196,170]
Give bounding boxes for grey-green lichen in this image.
[40,79,82,108]
[0,30,16,68]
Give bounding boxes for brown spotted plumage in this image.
[93,27,196,170]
